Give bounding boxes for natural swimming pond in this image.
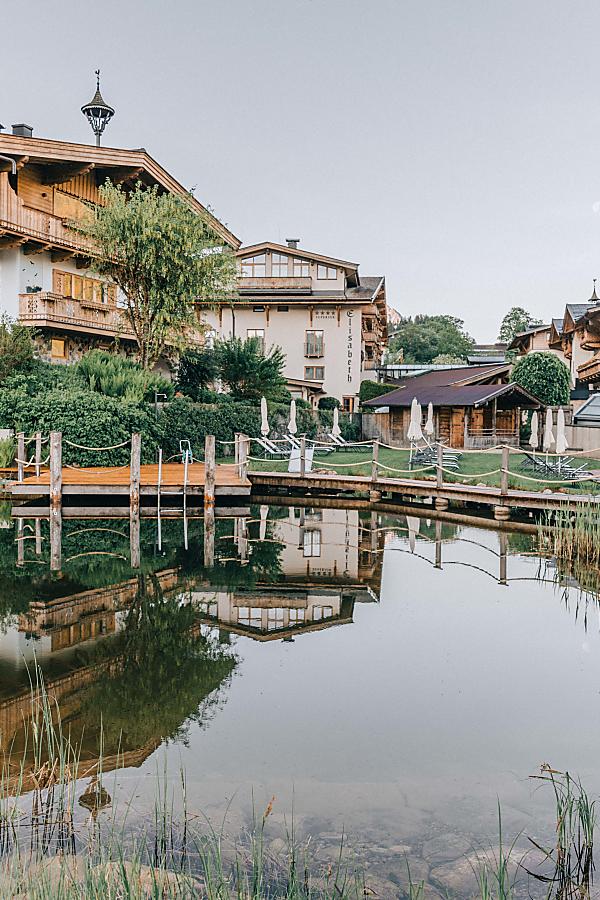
[0,501,599,896]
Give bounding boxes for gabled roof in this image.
[507,323,550,351]
[552,317,564,335]
[238,241,358,271]
[0,132,240,248]
[364,380,541,409]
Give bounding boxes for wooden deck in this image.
[9,462,251,498]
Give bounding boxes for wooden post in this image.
[434,519,442,569]
[436,442,443,489]
[204,504,215,568]
[204,434,215,508]
[17,432,25,483]
[35,519,42,556]
[501,445,509,497]
[370,510,378,554]
[491,398,497,444]
[238,434,248,481]
[130,509,140,569]
[49,432,62,510]
[499,531,507,585]
[371,440,379,483]
[234,432,240,467]
[35,432,42,478]
[130,433,141,514]
[16,519,24,567]
[300,436,306,477]
[50,505,62,572]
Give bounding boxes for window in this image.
[277,305,289,312]
[51,339,66,359]
[303,529,321,557]
[289,609,305,625]
[247,328,265,352]
[317,264,337,280]
[342,396,354,413]
[238,607,262,629]
[52,269,115,305]
[293,258,310,277]
[304,366,325,380]
[252,305,265,312]
[240,254,266,277]
[313,605,333,620]
[271,253,289,277]
[267,609,285,630]
[305,330,324,357]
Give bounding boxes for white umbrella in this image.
[529,411,539,450]
[259,504,269,541]
[424,402,435,437]
[556,407,568,455]
[407,397,423,442]
[406,516,420,553]
[413,399,423,442]
[543,407,554,453]
[332,405,342,438]
[288,399,297,435]
[260,396,269,437]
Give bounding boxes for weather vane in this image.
[81,70,115,147]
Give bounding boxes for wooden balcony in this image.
[238,276,312,292]
[0,174,93,255]
[577,354,600,383]
[19,292,135,340]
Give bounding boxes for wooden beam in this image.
[75,256,91,269]
[0,155,29,173]
[23,242,52,256]
[51,249,75,263]
[41,162,95,186]
[98,165,143,185]
[0,235,27,250]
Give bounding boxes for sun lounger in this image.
[326,434,370,452]
[254,437,290,458]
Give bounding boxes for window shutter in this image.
[52,270,65,295]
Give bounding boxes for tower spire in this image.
[81,70,115,147]
[591,278,598,302]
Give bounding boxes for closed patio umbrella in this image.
[259,504,269,541]
[407,397,423,443]
[260,396,269,437]
[424,402,435,438]
[529,411,539,450]
[543,407,554,453]
[332,405,342,438]
[406,515,420,553]
[556,407,568,456]
[288,399,297,435]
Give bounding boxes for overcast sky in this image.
[4,0,600,340]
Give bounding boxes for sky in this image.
[3,0,600,341]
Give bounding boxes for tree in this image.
[510,352,570,405]
[75,182,237,368]
[0,315,36,383]
[387,315,474,364]
[432,353,466,365]
[498,307,542,343]
[176,348,219,400]
[215,337,289,401]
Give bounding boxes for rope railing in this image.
[63,438,131,451]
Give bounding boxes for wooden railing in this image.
[19,292,135,338]
[238,276,312,291]
[0,174,92,253]
[465,430,519,449]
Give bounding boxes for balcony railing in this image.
[304,342,325,358]
[19,292,135,339]
[0,175,93,253]
[238,276,312,292]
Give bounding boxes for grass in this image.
[246,446,600,494]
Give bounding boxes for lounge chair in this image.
[284,434,334,456]
[326,433,371,452]
[254,437,290,458]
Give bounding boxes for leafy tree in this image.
[215,337,289,402]
[75,181,237,368]
[176,348,219,400]
[76,350,174,403]
[510,352,570,405]
[387,315,474,364]
[318,396,340,410]
[432,353,466,364]
[0,315,36,383]
[498,307,542,343]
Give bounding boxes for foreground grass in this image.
[246,446,600,494]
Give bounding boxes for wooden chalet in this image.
[0,126,239,364]
[363,364,541,448]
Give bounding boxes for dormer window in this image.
[271,253,289,277]
[293,258,310,277]
[241,254,266,277]
[317,264,337,280]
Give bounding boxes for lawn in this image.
[244,445,600,494]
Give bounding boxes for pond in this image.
[0,501,599,896]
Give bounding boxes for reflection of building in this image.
[275,506,360,582]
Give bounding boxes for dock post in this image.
[204,434,215,508]
[238,434,248,481]
[129,433,141,569]
[35,518,42,556]
[35,432,41,478]
[49,432,62,510]
[16,432,25,483]
[436,442,443,489]
[500,445,509,496]
[371,440,379,483]
[204,504,215,568]
[499,531,507,584]
[16,519,24,567]
[50,508,62,572]
[434,519,442,568]
[300,436,306,477]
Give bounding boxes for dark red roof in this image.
[364,366,541,408]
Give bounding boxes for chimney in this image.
[286,238,300,249]
[12,124,33,138]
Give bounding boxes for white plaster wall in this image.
[275,507,359,579]
[571,332,593,383]
[203,304,363,401]
[0,248,21,318]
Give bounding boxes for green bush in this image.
[176,348,218,401]
[0,438,15,468]
[76,350,174,403]
[159,398,261,458]
[318,396,340,410]
[359,380,398,404]
[510,352,570,405]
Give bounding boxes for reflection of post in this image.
[130,508,140,569]
[16,518,24,567]
[204,505,215,568]
[298,507,305,549]
[17,432,25,483]
[236,517,248,562]
[370,510,377,554]
[434,519,442,569]
[204,435,215,508]
[35,518,42,555]
[49,432,62,511]
[238,434,248,481]
[499,531,507,585]
[130,433,141,569]
[300,436,306,477]
[50,507,62,572]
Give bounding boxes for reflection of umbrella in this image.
[529,411,539,450]
[332,405,341,438]
[406,516,420,553]
[543,407,554,454]
[259,504,269,541]
[424,402,434,437]
[288,399,297,435]
[556,407,567,455]
[260,396,269,437]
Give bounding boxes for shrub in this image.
[359,380,398,404]
[318,396,340,410]
[76,350,174,403]
[159,398,261,458]
[176,348,218,401]
[510,352,570,406]
[215,337,289,402]
[0,438,15,469]
[0,315,36,384]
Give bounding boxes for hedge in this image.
[359,380,398,404]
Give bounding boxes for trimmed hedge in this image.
[359,380,398,404]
